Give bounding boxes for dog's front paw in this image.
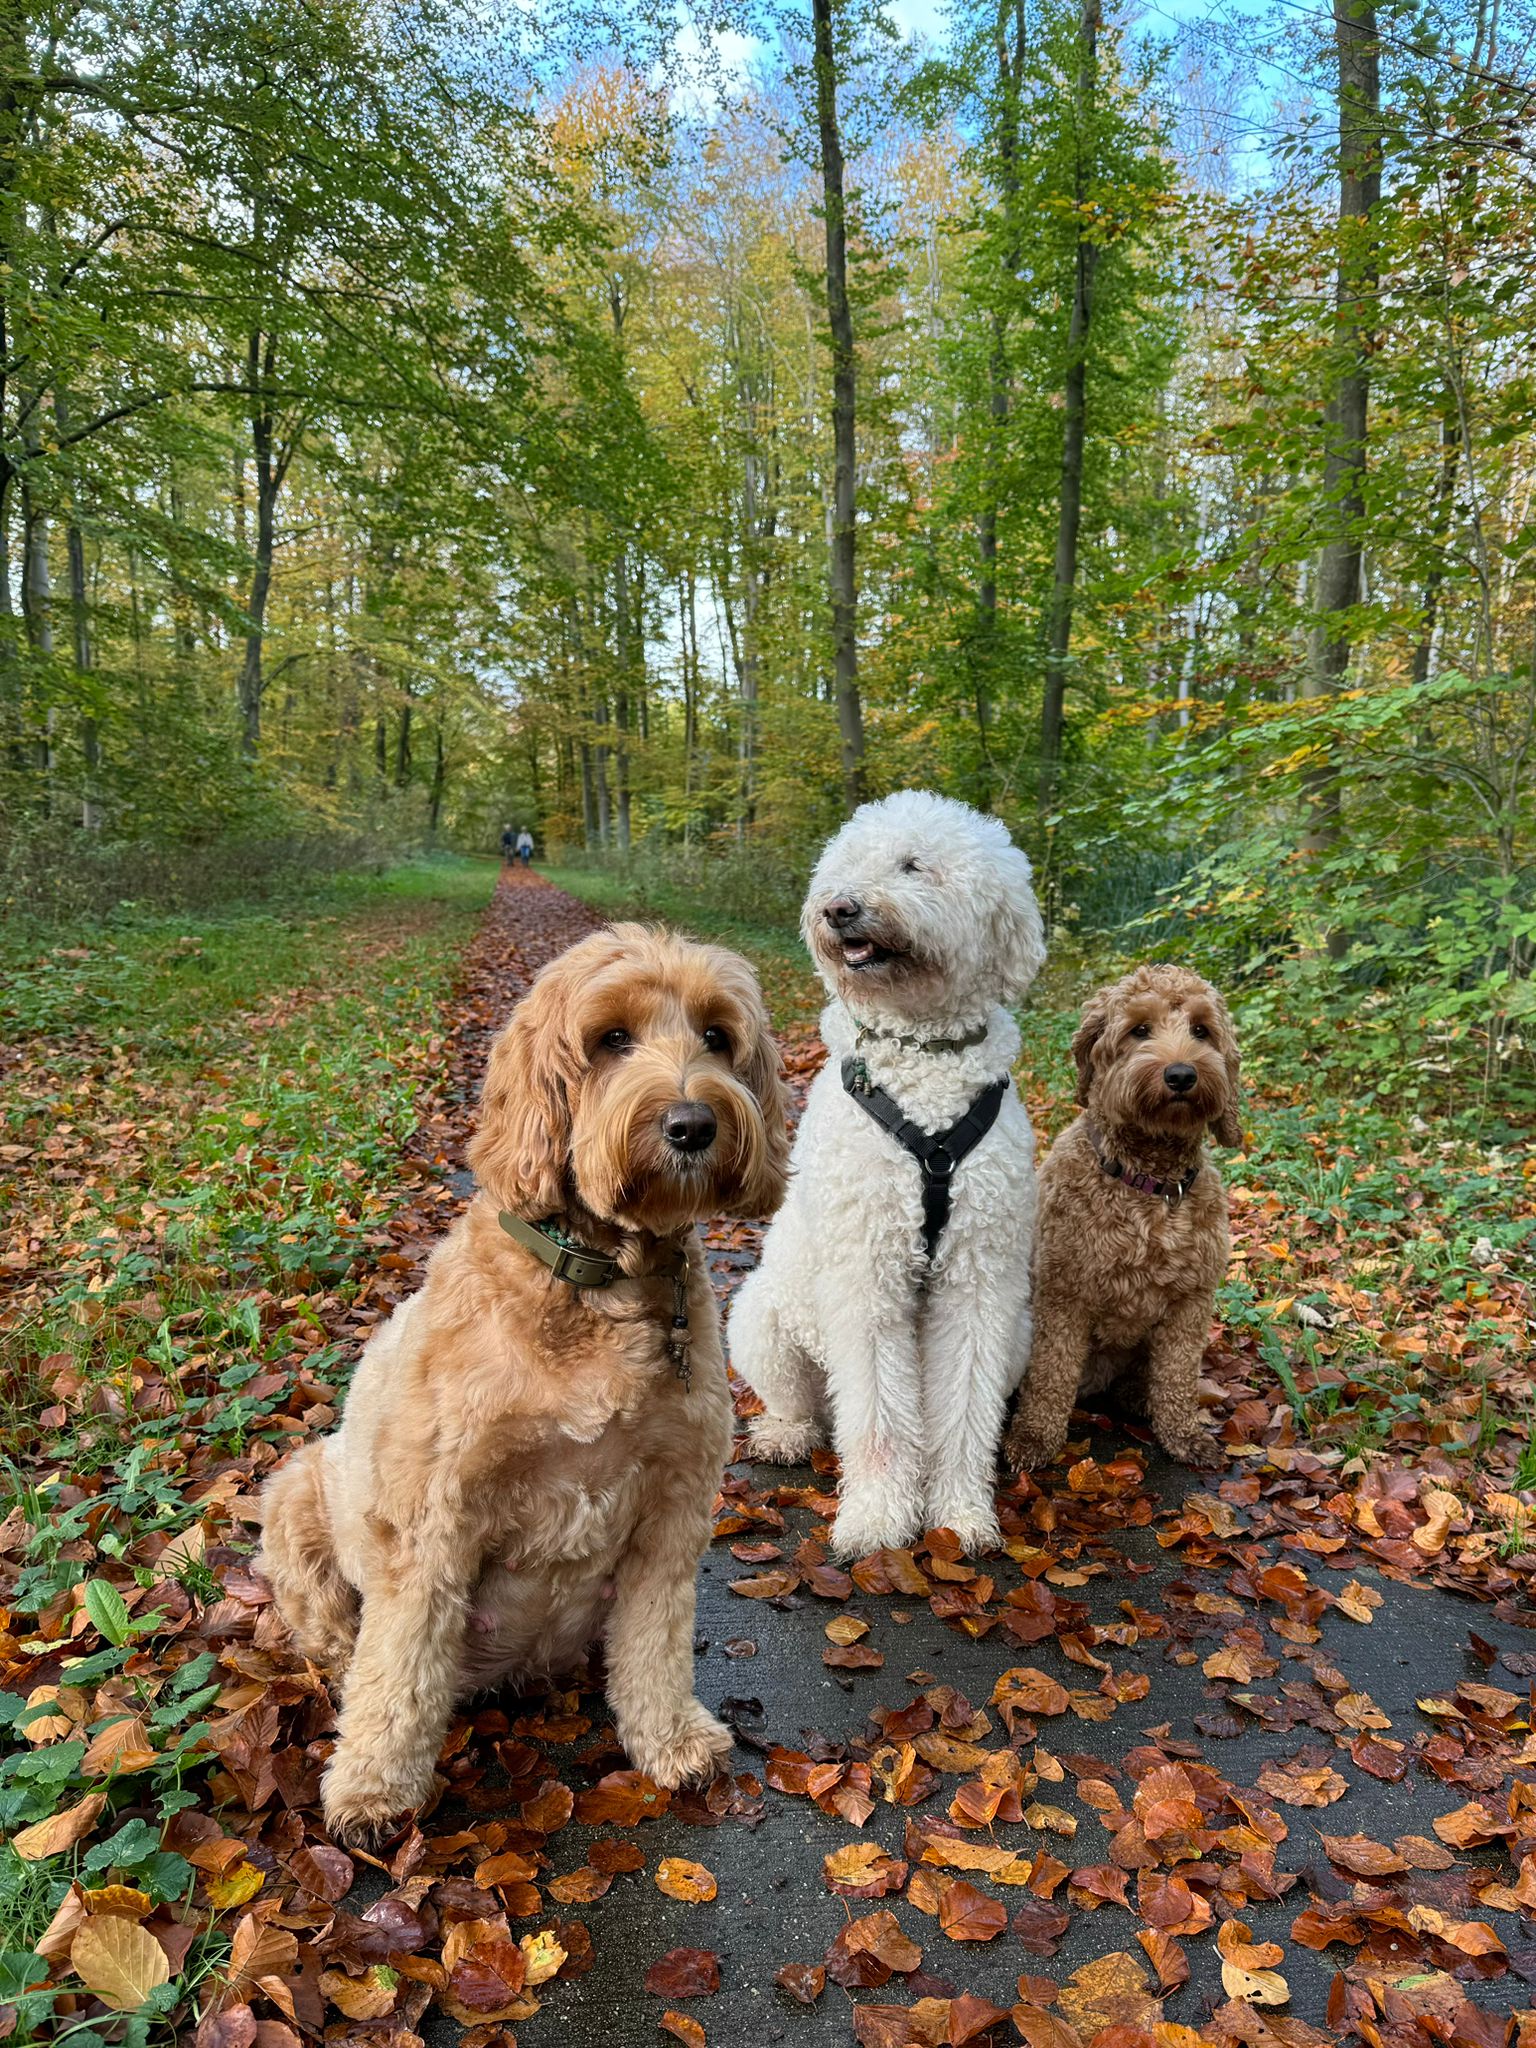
[829,1500,921,1562]
[746,1414,824,1466]
[1003,1419,1064,1473]
[927,1504,1002,1557]
[321,1749,436,1847]
[625,1701,733,1789]
[1159,1426,1223,1470]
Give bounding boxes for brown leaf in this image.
[70,1915,171,2011]
[644,1948,720,1998]
[845,1910,922,1973]
[289,1845,354,1903]
[1057,1951,1161,2034]
[573,1770,669,1826]
[823,1842,908,1898]
[319,1964,399,2021]
[1010,2008,1081,2048]
[992,1667,1070,1725]
[1319,1833,1408,1878]
[520,1778,574,1832]
[655,1859,717,1904]
[443,1941,529,2024]
[548,1867,612,1904]
[12,1791,107,1862]
[728,1569,798,1598]
[825,1615,869,1645]
[937,1880,1007,1942]
[1255,1758,1347,1808]
[774,1962,825,2005]
[824,1643,885,1669]
[659,2013,706,2048]
[1137,1926,1190,1991]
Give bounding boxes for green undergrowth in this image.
[0,860,495,2037]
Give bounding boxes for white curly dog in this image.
[731,790,1045,1558]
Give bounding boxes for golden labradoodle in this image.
[258,924,789,1842]
[1004,964,1241,1474]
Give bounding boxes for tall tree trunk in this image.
[974,0,1028,809]
[53,389,100,827]
[811,0,866,814]
[613,550,633,854]
[239,334,279,757]
[1303,0,1380,880]
[427,722,445,840]
[394,698,412,786]
[1038,0,1101,809]
[1410,403,1461,687]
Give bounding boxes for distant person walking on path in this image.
[500,823,515,865]
[516,826,535,866]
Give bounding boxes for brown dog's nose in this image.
[824,897,862,929]
[662,1100,717,1153]
[1164,1063,1197,1095]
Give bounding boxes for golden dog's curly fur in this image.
[257,924,789,1842]
[1004,964,1241,1474]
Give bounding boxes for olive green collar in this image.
[497,1213,693,1382]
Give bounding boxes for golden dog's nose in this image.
[661,1100,717,1152]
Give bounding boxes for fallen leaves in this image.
[655,1859,717,1904]
[937,1881,1008,1942]
[643,1948,720,1999]
[70,1916,171,2010]
[11,1791,107,1861]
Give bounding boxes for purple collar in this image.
[1084,1120,1200,1205]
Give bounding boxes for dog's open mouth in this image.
[840,936,900,971]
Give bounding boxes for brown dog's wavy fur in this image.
[1005,963,1241,1473]
[258,924,788,1842]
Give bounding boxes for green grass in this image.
[0,856,495,2042]
[0,856,494,1046]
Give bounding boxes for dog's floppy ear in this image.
[741,1003,792,1219]
[468,960,580,1216]
[1071,989,1112,1107]
[709,946,792,1219]
[991,844,1047,1004]
[1208,987,1245,1149]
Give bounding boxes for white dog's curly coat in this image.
[731,791,1045,1557]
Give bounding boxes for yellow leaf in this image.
[1221,1960,1290,2005]
[206,1860,266,1908]
[824,1615,869,1645]
[70,1916,170,2011]
[521,1929,566,1986]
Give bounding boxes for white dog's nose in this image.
[825,897,862,929]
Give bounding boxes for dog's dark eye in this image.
[702,1025,731,1056]
[900,857,921,874]
[600,1027,632,1052]
[1190,1022,1209,1040]
[1130,1023,1151,1040]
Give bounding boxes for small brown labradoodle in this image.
[1004,964,1241,1473]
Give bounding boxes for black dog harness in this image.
[841,1058,1009,1265]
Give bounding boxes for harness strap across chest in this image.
[841,1057,1008,1263]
